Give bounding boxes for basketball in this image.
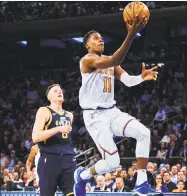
[123,2,150,25]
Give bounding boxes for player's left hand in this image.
[141,62,158,81]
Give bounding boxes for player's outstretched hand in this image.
[58,125,72,134]
[141,62,158,81]
[125,14,148,37]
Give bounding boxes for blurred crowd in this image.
[0,1,186,23]
[85,162,187,193]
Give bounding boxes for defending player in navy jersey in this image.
[32,84,76,196]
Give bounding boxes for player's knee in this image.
[106,153,120,172]
[143,126,150,138]
[137,125,150,142]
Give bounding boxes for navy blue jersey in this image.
[38,106,75,155]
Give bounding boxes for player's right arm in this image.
[32,107,71,143]
[26,145,38,177]
[83,16,147,69]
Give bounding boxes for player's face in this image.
[48,86,64,102]
[87,33,104,54]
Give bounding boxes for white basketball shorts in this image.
[83,107,136,158]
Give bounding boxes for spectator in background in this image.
[18,142,28,162]
[156,142,167,160]
[165,164,171,172]
[8,151,16,172]
[159,165,167,178]
[163,171,176,192]
[177,171,186,184]
[2,99,12,111]
[162,99,170,113]
[175,164,182,173]
[127,167,134,181]
[171,119,181,133]
[152,163,158,174]
[27,86,39,106]
[91,175,109,192]
[141,89,151,102]
[155,174,167,192]
[119,144,133,157]
[172,180,187,193]
[113,177,131,192]
[40,76,49,87]
[151,130,161,156]
[131,161,138,171]
[1,175,10,190]
[105,173,114,190]
[161,131,171,145]
[166,140,177,160]
[12,172,20,182]
[170,166,178,184]
[154,106,166,122]
[0,151,7,166]
[119,169,133,190]
[127,167,135,190]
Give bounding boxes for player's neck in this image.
[50,102,63,113]
[88,50,102,56]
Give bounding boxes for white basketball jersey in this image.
[79,63,116,109]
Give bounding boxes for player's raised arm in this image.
[114,63,158,87]
[32,107,71,143]
[82,16,147,70]
[111,16,147,66]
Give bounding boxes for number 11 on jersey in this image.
[103,77,112,93]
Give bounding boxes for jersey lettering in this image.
[103,77,112,93]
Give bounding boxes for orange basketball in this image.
[123,2,150,25]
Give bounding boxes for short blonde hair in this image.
[46,84,61,97]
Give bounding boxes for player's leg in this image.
[74,110,120,196]
[111,108,163,195]
[37,154,60,196]
[80,129,120,179]
[58,155,76,196]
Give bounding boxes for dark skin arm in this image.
[81,15,147,71]
[115,63,158,81]
[26,145,38,178]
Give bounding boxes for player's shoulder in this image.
[37,106,51,113]
[80,54,99,72]
[80,53,102,62]
[37,106,48,112]
[36,106,51,118]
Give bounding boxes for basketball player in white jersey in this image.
[74,15,162,196]
[26,144,40,185]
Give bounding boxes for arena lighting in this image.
[71,37,84,43]
[16,41,27,46]
[136,32,141,37]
